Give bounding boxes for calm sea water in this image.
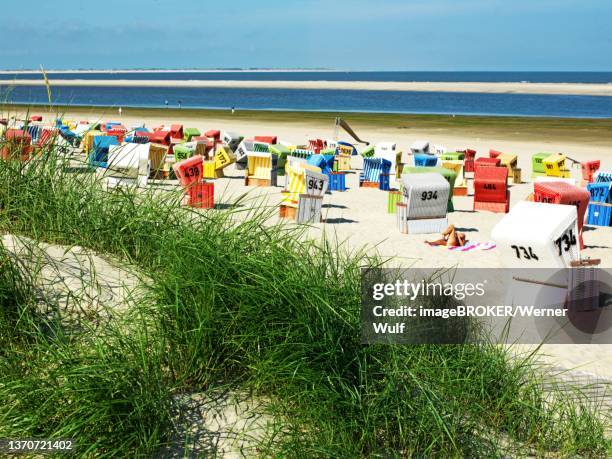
[2,71,612,83]
[2,76,612,118]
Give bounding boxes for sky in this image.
[1,0,611,71]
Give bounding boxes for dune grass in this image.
[0,127,609,457]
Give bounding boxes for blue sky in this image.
[1,0,611,71]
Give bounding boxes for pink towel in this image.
[448,242,496,252]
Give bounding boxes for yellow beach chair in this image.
[543,153,570,178]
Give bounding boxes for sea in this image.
[1,71,612,118]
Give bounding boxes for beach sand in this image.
[8,108,612,380]
[3,79,612,96]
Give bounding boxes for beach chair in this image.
[148,143,170,178]
[492,201,580,268]
[543,153,570,178]
[586,182,612,227]
[173,155,204,188]
[24,124,42,144]
[234,139,253,167]
[534,181,590,249]
[327,172,347,191]
[90,135,119,168]
[594,171,612,183]
[387,190,403,214]
[360,145,375,158]
[473,166,509,213]
[360,158,392,188]
[58,125,79,146]
[410,140,430,155]
[413,154,438,167]
[439,152,465,162]
[169,125,183,141]
[401,166,457,212]
[398,173,450,234]
[245,152,278,187]
[1,129,33,161]
[106,125,127,143]
[255,135,277,145]
[186,181,214,209]
[37,127,58,147]
[336,141,358,156]
[496,153,520,184]
[282,163,328,202]
[151,130,172,146]
[375,142,399,175]
[307,139,325,154]
[253,142,270,153]
[307,154,324,170]
[222,131,243,151]
[291,148,314,160]
[183,128,201,142]
[269,144,290,174]
[214,146,236,174]
[173,144,195,162]
[442,161,466,195]
[105,143,151,188]
[581,160,600,185]
[461,149,477,173]
[474,157,501,168]
[280,163,328,221]
[489,149,502,159]
[531,152,550,178]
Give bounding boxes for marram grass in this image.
[0,124,609,457]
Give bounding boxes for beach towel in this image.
[447,242,496,252]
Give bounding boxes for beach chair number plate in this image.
[185,166,200,178]
[307,177,326,195]
[511,245,539,260]
[420,190,438,201]
[554,229,577,256]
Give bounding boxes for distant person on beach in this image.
[231,106,235,114]
[164,100,168,108]
[178,100,182,109]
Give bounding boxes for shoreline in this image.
[3,79,612,96]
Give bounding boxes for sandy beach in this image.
[7,107,610,380]
[3,79,612,96]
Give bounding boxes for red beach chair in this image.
[1,129,33,161]
[255,135,278,145]
[170,124,184,140]
[475,157,501,168]
[173,155,204,188]
[581,160,600,185]
[473,165,510,213]
[489,149,502,159]
[534,181,590,249]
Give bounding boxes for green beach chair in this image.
[439,151,465,161]
[173,144,195,162]
[531,152,550,177]
[183,128,201,142]
[361,146,375,158]
[269,144,290,175]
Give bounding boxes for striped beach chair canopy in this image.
[362,157,392,183]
